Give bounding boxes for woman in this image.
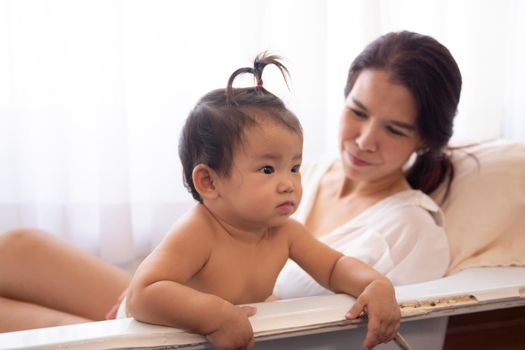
[0,31,460,346]
[275,30,461,298]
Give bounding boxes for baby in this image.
[126,52,400,350]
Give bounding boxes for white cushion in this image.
[430,140,525,274]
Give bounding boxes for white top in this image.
[274,161,450,299]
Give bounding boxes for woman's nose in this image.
[355,123,378,152]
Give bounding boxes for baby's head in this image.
[179,52,302,202]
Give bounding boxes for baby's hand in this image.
[206,305,257,350]
[345,279,400,350]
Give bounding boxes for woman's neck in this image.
[303,163,412,238]
[339,175,410,199]
[335,163,411,200]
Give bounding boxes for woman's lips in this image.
[348,153,372,166]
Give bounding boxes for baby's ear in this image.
[192,164,219,200]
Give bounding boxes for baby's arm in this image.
[329,256,400,349]
[286,220,400,350]
[126,215,255,349]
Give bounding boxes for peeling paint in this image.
[400,295,478,317]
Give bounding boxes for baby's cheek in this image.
[296,185,303,204]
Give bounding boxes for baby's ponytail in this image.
[226,52,290,104]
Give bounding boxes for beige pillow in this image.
[430,140,525,275]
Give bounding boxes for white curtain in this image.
[1,0,524,267]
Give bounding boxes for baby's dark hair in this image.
[179,52,302,202]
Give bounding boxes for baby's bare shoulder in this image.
[274,218,311,241]
[162,205,216,246]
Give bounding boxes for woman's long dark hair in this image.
[344,31,462,200]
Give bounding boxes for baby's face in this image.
[215,120,303,229]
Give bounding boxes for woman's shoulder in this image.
[386,189,439,209]
[371,190,444,229]
[368,191,449,271]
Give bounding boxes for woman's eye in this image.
[351,108,367,119]
[386,126,407,137]
[291,164,301,173]
[260,166,274,174]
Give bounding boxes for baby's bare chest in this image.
[188,240,289,304]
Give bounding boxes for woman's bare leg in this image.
[0,296,91,332]
[0,228,132,330]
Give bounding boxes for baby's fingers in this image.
[345,299,365,320]
[362,312,400,349]
[362,317,390,350]
[246,337,255,350]
[240,306,257,317]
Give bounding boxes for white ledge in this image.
[1,267,524,350]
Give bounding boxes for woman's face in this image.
[339,69,421,184]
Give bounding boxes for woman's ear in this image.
[416,142,430,156]
[192,164,219,200]
[415,138,430,156]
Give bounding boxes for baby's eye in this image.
[260,166,274,174]
[291,164,301,173]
